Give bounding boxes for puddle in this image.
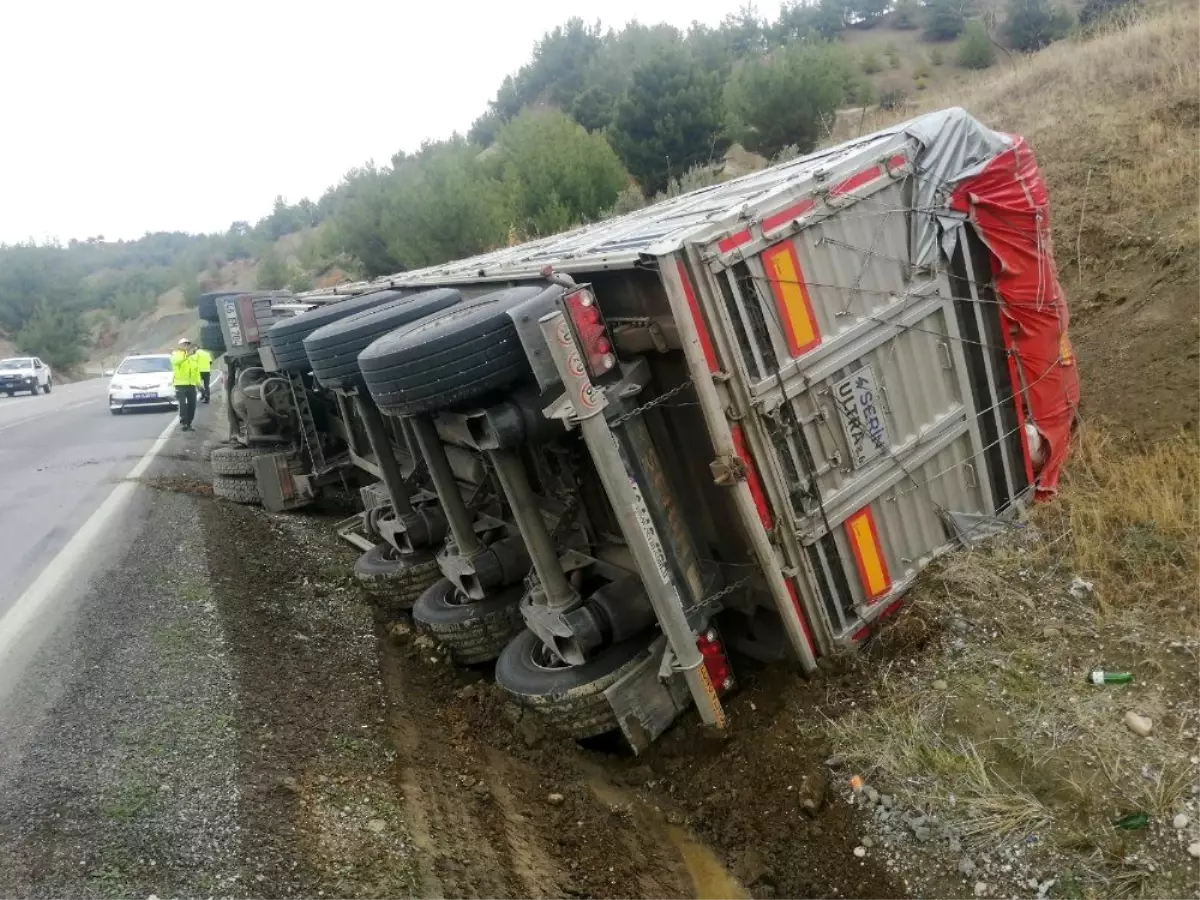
[586,771,748,899]
[666,825,750,900]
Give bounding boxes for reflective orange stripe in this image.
[762,242,821,356]
[846,507,891,602]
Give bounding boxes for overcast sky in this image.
[0,0,746,245]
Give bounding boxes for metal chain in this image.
[607,377,695,429]
[699,574,753,608]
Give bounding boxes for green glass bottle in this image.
[1088,670,1133,685]
[1113,812,1148,830]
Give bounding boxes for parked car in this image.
[0,357,52,396]
[108,354,177,414]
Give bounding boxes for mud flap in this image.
[254,452,316,512]
[604,635,691,754]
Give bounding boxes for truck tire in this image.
[200,320,225,355]
[201,439,232,463]
[197,291,250,323]
[212,473,261,505]
[495,629,657,739]
[210,444,278,476]
[359,285,544,416]
[412,578,526,665]
[268,290,403,375]
[304,288,460,390]
[354,544,441,614]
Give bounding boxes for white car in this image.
[0,356,52,396]
[108,354,177,415]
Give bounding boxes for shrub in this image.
[891,0,922,28]
[877,80,909,109]
[929,46,945,65]
[861,49,884,73]
[924,0,969,40]
[958,20,997,68]
[725,42,860,158]
[1079,0,1138,26]
[1004,0,1073,50]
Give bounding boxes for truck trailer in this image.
[198,108,1079,749]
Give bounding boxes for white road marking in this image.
[0,416,179,661]
[0,397,106,434]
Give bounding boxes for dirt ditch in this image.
[198,471,904,899]
[376,612,905,899]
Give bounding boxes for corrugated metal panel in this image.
[701,142,1026,648]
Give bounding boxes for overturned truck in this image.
[198,108,1079,749]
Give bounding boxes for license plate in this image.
[133,392,156,399]
[834,363,890,470]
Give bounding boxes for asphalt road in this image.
[0,379,199,615]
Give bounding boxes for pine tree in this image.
[1004,0,1073,50]
[924,0,970,40]
[609,46,728,195]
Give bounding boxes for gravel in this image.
[0,470,242,897]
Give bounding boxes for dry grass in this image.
[827,427,1199,896]
[1034,426,1199,619]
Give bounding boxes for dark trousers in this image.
[200,371,211,402]
[176,386,197,427]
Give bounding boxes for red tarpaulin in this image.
[950,136,1080,499]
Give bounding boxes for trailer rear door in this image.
[696,141,1029,646]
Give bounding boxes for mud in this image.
[199,462,905,898]
[377,613,904,899]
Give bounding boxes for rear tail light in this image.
[697,627,735,694]
[562,287,618,382]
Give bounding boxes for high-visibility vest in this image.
[194,348,212,373]
[170,350,200,387]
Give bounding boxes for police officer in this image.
[194,344,213,403]
[170,339,200,431]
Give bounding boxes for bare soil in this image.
[201,477,906,899]
[376,614,911,900]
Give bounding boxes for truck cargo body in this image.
[346,107,1078,664]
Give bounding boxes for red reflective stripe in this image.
[784,581,817,656]
[831,164,883,197]
[762,197,816,234]
[730,424,772,530]
[851,624,870,643]
[880,598,904,620]
[675,259,718,373]
[885,153,907,171]
[717,229,752,254]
